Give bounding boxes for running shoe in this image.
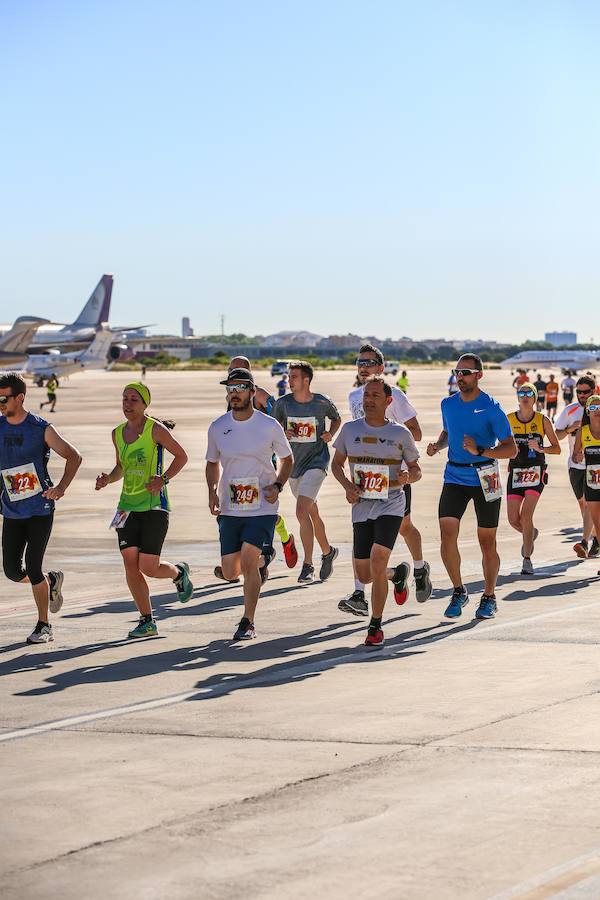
[214,566,240,584]
[260,548,276,585]
[444,587,469,618]
[282,534,298,568]
[520,528,539,558]
[414,562,432,603]
[521,558,534,576]
[475,594,497,619]
[319,546,338,581]
[233,617,255,641]
[174,562,193,603]
[340,590,368,616]
[588,537,600,559]
[48,570,64,614]
[297,562,315,584]
[392,562,410,606]
[128,617,158,639]
[573,541,589,559]
[27,621,53,644]
[364,625,384,650]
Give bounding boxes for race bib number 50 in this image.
[1,463,42,502]
[354,463,389,500]
[288,416,317,442]
[228,477,260,510]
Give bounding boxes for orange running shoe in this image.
[282,534,298,568]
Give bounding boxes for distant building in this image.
[182,317,194,337]
[545,331,577,347]
[261,331,321,347]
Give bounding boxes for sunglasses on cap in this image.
[226,383,252,393]
[453,368,480,377]
[356,358,380,367]
[517,389,535,397]
[587,404,600,413]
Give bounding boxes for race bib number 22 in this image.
[1,463,42,502]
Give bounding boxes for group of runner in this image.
[1,351,599,649]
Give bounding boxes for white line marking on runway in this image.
[489,847,600,898]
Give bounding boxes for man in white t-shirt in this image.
[555,374,599,558]
[205,368,293,640]
[340,343,432,616]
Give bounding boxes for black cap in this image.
[220,367,254,386]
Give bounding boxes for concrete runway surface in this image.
[2,368,600,900]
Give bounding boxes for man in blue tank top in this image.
[0,372,82,644]
[427,355,517,621]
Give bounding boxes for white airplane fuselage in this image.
[500,350,600,373]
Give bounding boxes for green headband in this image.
[124,382,151,406]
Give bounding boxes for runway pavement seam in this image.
[1,746,410,879]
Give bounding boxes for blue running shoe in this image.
[444,587,469,618]
[475,594,497,619]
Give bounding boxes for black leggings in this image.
[2,514,54,586]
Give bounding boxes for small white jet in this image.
[0,317,50,367]
[24,326,115,379]
[500,349,600,374]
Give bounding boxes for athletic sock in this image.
[141,614,153,624]
[354,577,365,591]
[369,616,382,630]
[413,559,424,571]
[275,516,290,544]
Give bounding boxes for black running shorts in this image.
[569,467,585,501]
[116,510,169,556]
[438,482,501,529]
[403,483,411,516]
[353,515,403,559]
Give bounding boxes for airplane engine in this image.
[109,343,134,362]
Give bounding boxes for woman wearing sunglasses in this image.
[507,382,560,575]
[572,395,600,564]
[95,382,193,639]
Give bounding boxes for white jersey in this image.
[348,384,416,424]
[554,402,585,470]
[206,409,292,516]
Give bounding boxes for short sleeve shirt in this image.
[441,391,512,486]
[554,402,584,469]
[333,419,419,522]
[206,410,292,516]
[348,384,416,424]
[273,393,341,478]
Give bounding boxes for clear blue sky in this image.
[2,1,599,342]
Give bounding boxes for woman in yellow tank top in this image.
[506,382,560,575]
[573,395,600,569]
[94,382,193,639]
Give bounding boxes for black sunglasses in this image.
[0,394,15,404]
[357,359,380,367]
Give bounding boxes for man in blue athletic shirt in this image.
[427,354,517,620]
[0,371,82,644]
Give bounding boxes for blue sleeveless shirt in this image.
[0,413,54,518]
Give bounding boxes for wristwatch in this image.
[476,446,486,456]
[274,481,284,493]
[161,473,170,485]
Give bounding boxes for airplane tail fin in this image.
[0,317,50,355]
[80,326,114,364]
[70,274,113,329]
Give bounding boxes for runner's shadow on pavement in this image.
[61,576,294,622]
[502,573,598,602]
[12,614,421,696]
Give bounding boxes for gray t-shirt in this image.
[333,418,419,522]
[273,393,341,478]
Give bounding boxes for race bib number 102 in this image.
[354,463,389,500]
